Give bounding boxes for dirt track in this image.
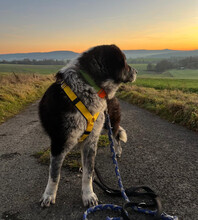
[0,100,197,220]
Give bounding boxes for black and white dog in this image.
[39,45,137,207]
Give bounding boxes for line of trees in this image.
[0,59,70,65]
[127,58,153,64]
[147,57,198,72]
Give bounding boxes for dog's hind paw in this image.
[40,193,56,207]
[82,192,98,207]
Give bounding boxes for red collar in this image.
[97,89,106,99]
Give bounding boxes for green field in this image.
[167,69,198,79]
[133,78,198,93]
[1,63,197,79]
[128,63,198,93]
[130,64,198,79]
[0,64,64,75]
[130,64,149,75]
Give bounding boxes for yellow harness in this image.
[61,81,100,142]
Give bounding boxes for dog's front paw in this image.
[40,192,56,207]
[82,192,98,207]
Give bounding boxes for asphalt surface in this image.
[0,100,197,220]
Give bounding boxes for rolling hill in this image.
[0,49,197,61]
[0,51,78,61]
[123,49,198,58]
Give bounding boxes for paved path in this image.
[0,100,197,220]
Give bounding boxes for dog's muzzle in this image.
[126,66,137,82]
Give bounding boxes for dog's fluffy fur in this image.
[39,45,137,207]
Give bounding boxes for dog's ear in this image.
[109,45,125,68]
[103,45,126,81]
[102,45,125,69]
[78,44,126,84]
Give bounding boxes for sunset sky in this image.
[0,0,198,54]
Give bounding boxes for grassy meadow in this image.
[0,64,59,123]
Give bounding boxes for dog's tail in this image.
[114,126,127,158]
[117,126,127,143]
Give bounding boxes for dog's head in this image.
[78,44,137,86]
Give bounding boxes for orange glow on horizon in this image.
[1,25,198,54]
[1,21,197,54]
[0,45,198,54]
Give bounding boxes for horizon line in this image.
[1,48,198,55]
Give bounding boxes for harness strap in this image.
[61,81,100,142]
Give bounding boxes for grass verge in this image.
[33,135,109,170]
[0,73,54,124]
[117,84,198,132]
[133,78,198,93]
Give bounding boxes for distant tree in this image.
[155,60,175,72]
[179,57,198,69]
[23,58,31,64]
[147,63,155,71]
[0,59,68,65]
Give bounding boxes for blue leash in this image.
[83,112,178,220]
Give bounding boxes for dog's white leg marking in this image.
[81,162,98,207]
[81,113,105,207]
[40,176,59,207]
[40,152,66,207]
[81,142,99,207]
